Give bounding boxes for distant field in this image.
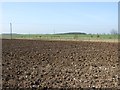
[1,34,119,42]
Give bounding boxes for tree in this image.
[111,29,118,35]
[110,29,118,41]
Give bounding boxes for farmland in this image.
[1,34,119,42]
[2,39,119,89]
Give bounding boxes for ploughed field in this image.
[2,39,119,89]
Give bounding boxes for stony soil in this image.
[2,39,119,89]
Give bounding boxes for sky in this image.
[1,2,118,34]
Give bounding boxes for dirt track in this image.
[2,39,119,89]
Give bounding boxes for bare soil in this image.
[2,39,120,89]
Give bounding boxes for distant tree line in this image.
[57,32,87,35]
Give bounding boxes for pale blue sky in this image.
[2,2,118,34]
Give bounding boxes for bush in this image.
[97,35,100,38]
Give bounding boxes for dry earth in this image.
[2,39,120,89]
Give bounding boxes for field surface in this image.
[2,39,119,89]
